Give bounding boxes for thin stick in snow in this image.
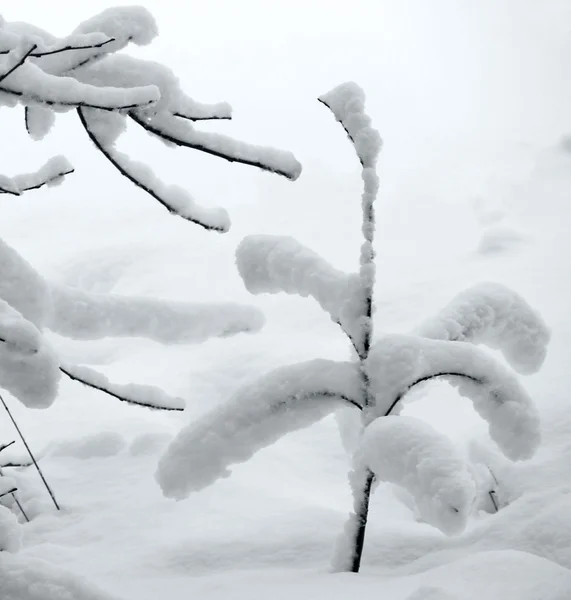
[0,465,29,522]
[0,393,60,511]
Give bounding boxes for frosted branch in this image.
[0,60,159,111]
[60,365,185,412]
[0,43,37,85]
[0,156,73,195]
[366,334,541,461]
[78,107,231,231]
[31,37,115,58]
[318,82,382,169]
[130,112,301,180]
[355,416,476,534]
[416,282,550,375]
[236,235,362,345]
[156,359,362,499]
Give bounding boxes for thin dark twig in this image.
[173,110,231,122]
[0,168,75,195]
[77,108,226,232]
[0,38,116,58]
[0,441,15,453]
[0,465,29,522]
[317,97,364,168]
[19,168,74,193]
[1,461,33,468]
[60,366,184,412]
[334,320,362,359]
[0,87,155,112]
[384,372,483,417]
[489,490,499,513]
[0,186,19,196]
[0,44,37,85]
[0,393,60,510]
[0,487,17,500]
[130,112,297,180]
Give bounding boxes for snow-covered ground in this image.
[3,1,571,598]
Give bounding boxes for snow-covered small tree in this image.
[0,7,301,414]
[155,83,550,572]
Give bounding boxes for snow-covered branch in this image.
[416,282,550,375]
[0,300,60,409]
[0,58,159,111]
[236,234,362,345]
[366,334,540,461]
[156,360,362,499]
[24,105,55,140]
[0,156,73,195]
[355,416,476,534]
[77,107,231,231]
[130,112,301,180]
[318,82,382,169]
[60,365,185,412]
[47,283,265,343]
[0,42,37,85]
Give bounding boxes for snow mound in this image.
[49,431,126,459]
[0,553,121,600]
[0,504,22,552]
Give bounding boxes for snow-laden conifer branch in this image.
[60,365,185,412]
[416,282,550,375]
[77,107,231,231]
[0,156,74,195]
[130,112,301,180]
[367,335,541,461]
[156,360,362,499]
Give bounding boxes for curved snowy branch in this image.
[366,334,541,461]
[48,6,157,73]
[0,50,159,111]
[77,107,230,231]
[130,112,301,180]
[47,283,264,343]
[156,359,362,499]
[318,82,382,169]
[356,416,476,534]
[60,365,185,412]
[0,156,73,195]
[416,282,550,375]
[24,105,56,140]
[236,234,362,345]
[0,300,60,409]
